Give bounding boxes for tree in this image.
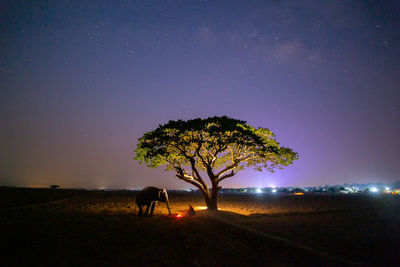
[49,185,59,189]
[134,116,298,210]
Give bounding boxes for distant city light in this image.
[385,187,390,191]
[272,189,277,193]
[371,187,378,193]
[256,188,262,193]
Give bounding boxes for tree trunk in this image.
[207,195,218,210]
[205,185,219,210]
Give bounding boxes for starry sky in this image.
[1,0,399,189]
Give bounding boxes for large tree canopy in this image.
[134,116,298,209]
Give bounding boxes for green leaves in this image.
[134,116,298,181]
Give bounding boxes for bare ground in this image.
[1,188,399,266]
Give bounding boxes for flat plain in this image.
[1,187,399,266]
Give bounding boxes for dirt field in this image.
[1,187,399,266]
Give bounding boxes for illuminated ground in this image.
[1,188,399,266]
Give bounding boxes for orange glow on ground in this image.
[293,192,304,195]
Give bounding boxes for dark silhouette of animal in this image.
[187,205,195,216]
[135,186,171,216]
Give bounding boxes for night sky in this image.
[1,0,399,189]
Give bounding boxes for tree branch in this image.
[216,160,239,178]
[213,143,227,159]
[217,171,236,183]
[168,142,210,194]
[176,174,206,194]
[169,143,207,184]
[195,142,208,169]
[189,158,209,191]
[215,154,257,178]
